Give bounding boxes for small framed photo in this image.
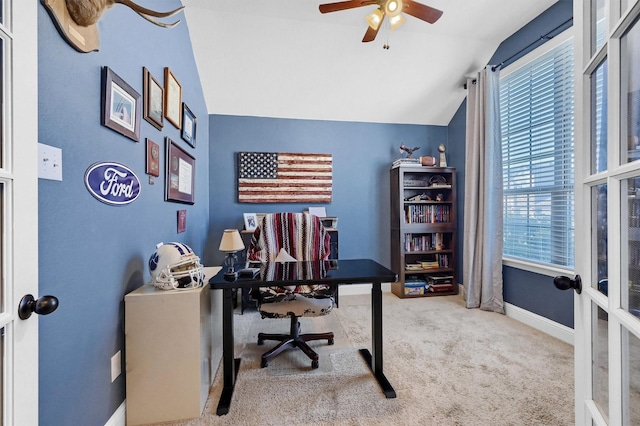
[143,67,163,130]
[181,103,197,148]
[243,213,258,231]
[101,66,141,141]
[165,137,195,204]
[145,138,160,177]
[164,67,182,129]
[177,209,187,233]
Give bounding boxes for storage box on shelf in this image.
[390,165,458,298]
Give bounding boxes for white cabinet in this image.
[124,267,221,425]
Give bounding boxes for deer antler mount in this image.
[42,0,185,53]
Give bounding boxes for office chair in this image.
[247,212,335,369]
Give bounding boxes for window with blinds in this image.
[500,35,575,269]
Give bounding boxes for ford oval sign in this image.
[84,162,141,206]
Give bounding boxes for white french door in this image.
[4,1,40,424]
[574,0,640,424]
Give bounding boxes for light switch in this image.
[38,143,62,181]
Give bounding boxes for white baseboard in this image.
[105,400,126,426]
[505,302,574,346]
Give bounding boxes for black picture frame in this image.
[143,67,163,130]
[165,137,195,204]
[101,66,141,142]
[181,103,197,148]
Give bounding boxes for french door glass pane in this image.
[0,328,3,421]
[592,60,608,173]
[622,17,640,165]
[593,304,609,421]
[595,184,608,293]
[594,0,607,53]
[625,177,640,317]
[622,327,640,424]
[621,0,629,14]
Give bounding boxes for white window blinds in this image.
[500,36,575,268]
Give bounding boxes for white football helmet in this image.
[148,242,205,290]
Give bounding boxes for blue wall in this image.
[37,1,210,424]
[446,0,575,328]
[207,115,448,268]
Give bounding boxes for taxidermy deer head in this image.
[42,0,185,53]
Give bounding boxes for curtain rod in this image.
[491,17,573,71]
[463,17,573,89]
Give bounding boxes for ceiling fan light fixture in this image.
[366,8,384,30]
[389,13,405,30]
[384,0,403,18]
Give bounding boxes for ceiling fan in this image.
[319,0,443,43]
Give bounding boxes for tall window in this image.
[500,33,574,269]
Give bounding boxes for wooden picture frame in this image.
[181,103,197,148]
[165,137,195,204]
[143,67,164,130]
[101,66,141,141]
[145,138,160,177]
[164,67,182,129]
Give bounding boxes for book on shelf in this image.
[392,158,421,169]
[427,275,454,285]
[427,283,455,292]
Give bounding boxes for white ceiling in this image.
[183,0,558,125]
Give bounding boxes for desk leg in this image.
[358,281,396,398]
[216,287,242,415]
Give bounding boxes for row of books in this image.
[405,254,450,270]
[404,232,446,252]
[404,275,455,293]
[404,204,451,223]
[427,275,455,293]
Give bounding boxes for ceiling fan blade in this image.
[402,0,443,24]
[362,13,384,42]
[319,0,377,14]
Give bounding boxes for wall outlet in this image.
[111,350,121,382]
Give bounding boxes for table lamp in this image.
[219,229,245,279]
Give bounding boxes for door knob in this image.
[18,294,59,320]
[553,275,582,294]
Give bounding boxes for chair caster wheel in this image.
[328,338,334,345]
[312,360,319,369]
[261,359,268,368]
[258,339,264,345]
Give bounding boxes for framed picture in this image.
[101,66,141,141]
[243,213,258,231]
[181,103,197,148]
[164,67,182,129]
[177,210,187,233]
[145,138,160,177]
[143,67,163,130]
[165,137,195,204]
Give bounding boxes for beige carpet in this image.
[153,292,574,425]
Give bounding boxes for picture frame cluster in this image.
[100,65,198,217]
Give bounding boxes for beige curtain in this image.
[463,66,504,313]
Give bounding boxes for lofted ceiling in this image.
[182,0,558,126]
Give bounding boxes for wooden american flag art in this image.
[237,152,332,203]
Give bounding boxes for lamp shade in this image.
[219,229,245,252]
[366,8,384,30]
[384,0,403,17]
[389,13,405,30]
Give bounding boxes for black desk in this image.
[209,258,398,416]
